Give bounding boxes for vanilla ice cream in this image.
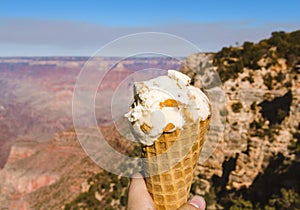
[125,70,210,146]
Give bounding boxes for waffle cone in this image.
[141,118,210,210]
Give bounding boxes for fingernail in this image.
[189,196,206,209]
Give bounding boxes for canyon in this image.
[0,30,299,209]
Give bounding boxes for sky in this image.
[0,0,299,56]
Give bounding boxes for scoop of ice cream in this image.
[125,70,210,146]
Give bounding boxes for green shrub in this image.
[231,102,243,113]
[120,195,128,206]
[275,72,285,82]
[284,81,292,88]
[266,189,300,209]
[64,170,129,210]
[263,73,273,90]
[250,119,264,129]
[247,75,255,83]
[213,30,300,82]
[203,187,217,207]
[230,196,253,210]
[250,102,257,110]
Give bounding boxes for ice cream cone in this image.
[125,70,211,209]
[142,116,210,210]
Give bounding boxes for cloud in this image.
[0,18,299,56]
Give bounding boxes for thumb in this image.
[178,196,206,210]
[127,173,155,210]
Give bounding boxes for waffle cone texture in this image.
[141,118,210,210]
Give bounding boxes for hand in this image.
[127,173,206,210]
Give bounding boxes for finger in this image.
[178,196,206,210]
[127,173,155,210]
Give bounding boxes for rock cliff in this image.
[179,33,300,208]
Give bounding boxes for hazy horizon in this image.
[1,0,300,56]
